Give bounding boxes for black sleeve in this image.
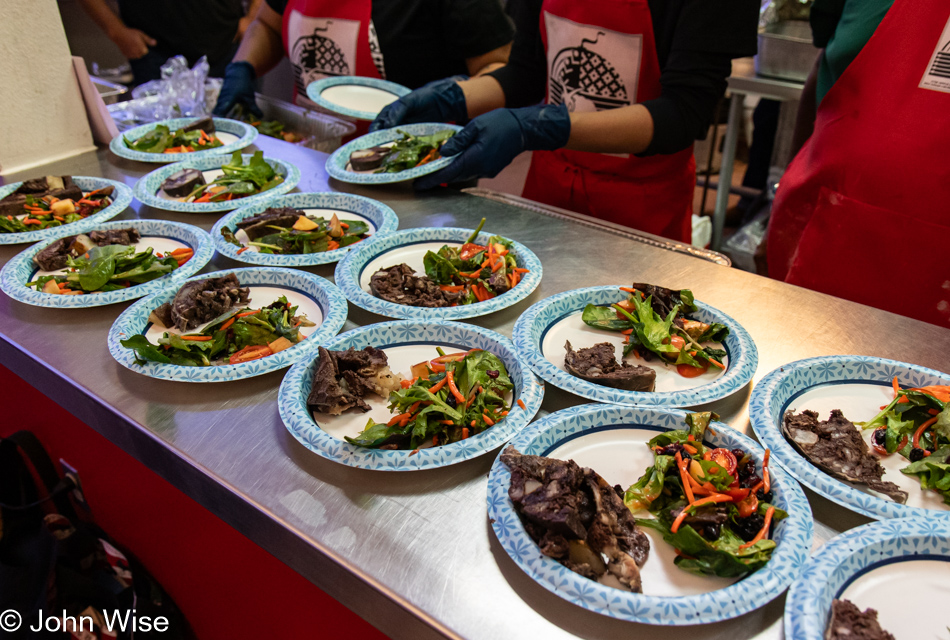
[486,0,547,107]
[442,0,516,61]
[640,0,759,156]
[809,0,846,48]
[266,0,287,15]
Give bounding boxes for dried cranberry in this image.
[872,428,886,446]
[487,370,499,379]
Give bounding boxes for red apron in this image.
[767,0,950,326]
[282,0,383,106]
[521,0,695,243]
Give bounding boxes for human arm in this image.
[77,0,156,60]
[213,1,284,116]
[236,0,265,41]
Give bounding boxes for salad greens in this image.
[120,296,314,366]
[582,284,729,378]
[227,104,304,143]
[376,129,455,173]
[861,381,950,504]
[0,188,113,234]
[625,412,787,578]
[125,123,223,154]
[180,151,284,204]
[346,347,514,450]
[26,244,188,294]
[221,213,369,255]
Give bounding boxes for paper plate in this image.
[325,123,462,184]
[306,76,411,121]
[0,177,132,245]
[109,117,258,163]
[211,192,398,266]
[334,226,542,320]
[511,286,758,407]
[785,517,950,640]
[749,355,950,520]
[278,320,544,471]
[133,153,300,213]
[108,267,347,382]
[488,403,813,625]
[0,219,213,308]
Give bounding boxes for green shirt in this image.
[810,0,895,105]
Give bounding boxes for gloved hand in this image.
[370,76,468,132]
[415,103,571,189]
[213,61,261,118]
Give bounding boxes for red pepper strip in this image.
[739,506,775,550]
[912,416,939,449]
[670,495,734,534]
[447,371,466,404]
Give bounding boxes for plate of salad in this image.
[134,151,300,213]
[110,116,258,163]
[108,267,347,382]
[325,123,462,184]
[0,176,132,245]
[749,355,950,520]
[278,320,544,471]
[333,220,542,320]
[785,517,950,640]
[488,403,813,625]
[0,219,213,308]
[306,76,411,121]
[211,192,398,266]
[511,284,757,407]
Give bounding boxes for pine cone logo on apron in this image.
[291,22,351,95]
[550,33,630,111]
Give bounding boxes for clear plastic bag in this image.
[759,0,814,28]
[128,56,211,122]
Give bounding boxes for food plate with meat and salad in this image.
[211,192,398,266]
[110,116,258,163]
[334,220,542,320]
[306,76,411,121]
[134,151,300,213]
[325,123,462,184]
[511,284,757,407]
[487,403,812,625]
[108,267,347,382]
[0,219,213,308]
[785,517,950,640]
[278,320,544,471]
[0,176,132,245]
[750,355,950,520]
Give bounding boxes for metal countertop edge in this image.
[0,334,460,640]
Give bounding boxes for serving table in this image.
[1,136,947,640]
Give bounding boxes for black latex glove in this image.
[213,61,261,118]
[370,77,468,132]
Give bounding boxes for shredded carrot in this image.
[220,318,235,332]
[470,419,476,427]
[483,413,495,426]
[893,376,900,398]
[439,284,465,292]
[517,399,526,410]
[739,506,775,550]
[387,412,412,427]
[236,246,249,254]
[340,222,349,229]
[428,375,448,394]
[438,420,454,425]
[236,309,260,318]
[499,410,509,416]
[461,427,470,439]
[169,247,193,255]
[466,393,475,409]
[675,452,695,505]
[328,240,340,251]
[671,494,734,533]
[619,286,640,293]
[181,335,212,341]
[447,371,466,404]
[683,443,698,455]
[912,416,939,449]
[762,449,771,494]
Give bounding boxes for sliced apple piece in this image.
[293,215,319,231]
[328,213,344,238]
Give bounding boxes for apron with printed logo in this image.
[520,0,696,243]
[282,0,385,106]
[767,0,950,326]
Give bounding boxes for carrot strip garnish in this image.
[675,452,695,505]
[739,506,775,550]
[447,371,466,404]
[482,413,495,426]
[912,416,939,449]
[181,335,212,341]
[517,399,526,410]
[670,494,734,533]
[428,376,448,394]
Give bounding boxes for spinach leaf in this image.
[345,419,394,448]
[624,454,676,511]
[423,250,459,283]
[901,446,950,504]
[695,322,730,343]
[581,303,635,331]
[72,245,132,291]
[120,335,172,365]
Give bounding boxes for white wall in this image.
[0,0,94,175]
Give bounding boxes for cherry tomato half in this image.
[229,345,272,365]
[615,299,636,319]
[677,362,709,378]
[459,243,486,261]
[708,448,738,475]
[736,491,759,518]
[662,335,687,361]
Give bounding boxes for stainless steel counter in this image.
[2,137,948,640]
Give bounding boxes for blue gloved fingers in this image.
[369,99,408,132]
[213,61,261,118]
[413,120,485,189]
[369,77,469,132]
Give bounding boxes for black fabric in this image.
[810,0,847,48]
[489,0,759,155]
[266,0,515,89]
[118,0,244,71]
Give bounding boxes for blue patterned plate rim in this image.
[325,123,463,185]
[109,117,258,163]
[784,517,950,640]
[333,226,543,320]
[0,219,214,308]
[748,355,950,521]
[133,153,301,213]
[487,402,814,625]
[511,285,758,408]
[277,319,545,471]
[107,266,348,382]
[210,191,399,266]
[0,177,132,245]
[306,76,411,121]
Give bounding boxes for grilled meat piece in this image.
[0,176,84,217]
[369,263,462,308]
[149,273,250,332]
[182,116,215,134]
[826,599,895,640]
[783,409,907,503]
[160,169,205,198]
[628,283,691,318]
[33,228,141,271]
[307,347,371,416]
[564,341,656,392]
[306,346,401,415]
[89,228,140,246]
[500,446,649,592]
[236,207,303,240]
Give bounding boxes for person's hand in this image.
[235,15,253,41]
[370,77,468,132]
[415,104,571,189]
[111,26,156,60]
[213,61,262,118]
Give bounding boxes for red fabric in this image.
[768,0,950,326]
[0,364,388,640]
[521,0,694,243]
